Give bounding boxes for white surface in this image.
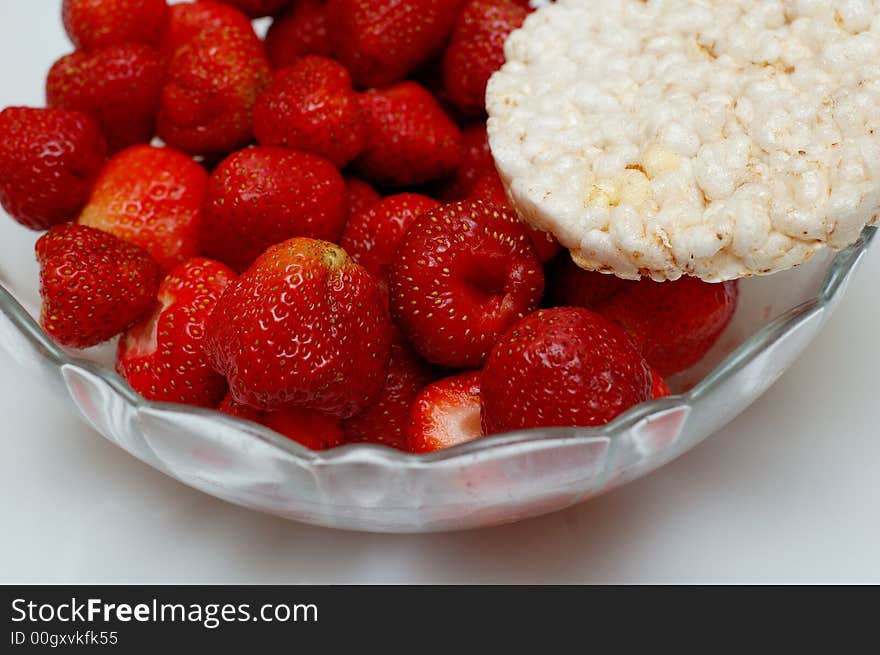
[1,2,879,584]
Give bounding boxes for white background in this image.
[1,2,879,584]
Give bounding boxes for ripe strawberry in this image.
[438,123,494,201]
[469,170,560,263]
[326,0,466,89]
[117,258,236,406]
[62,0,169,52]
[253,56,364,168]
[76,145,208,272]
[158,25,271,156]
[0,107,106,231]
[355,82,462,187]
[36,224,160,348]
[219,394,346,450]
[652,370,671,399]
[46,44,165,152]
[389,200,544,368]
[213,0,292,18]
[599,278,739,377]
[205,238,392,416]
[200,147,348,272]
[344,175,381,218]
[344,334,436,450]
[407,371,483,454]
[481,307,653,434]
[160,1,256,60]
[544,252,633,308]
[443,0,528,115]
[265,0,332,69]
[340,193,439,286]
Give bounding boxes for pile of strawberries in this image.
[0,0,739,454]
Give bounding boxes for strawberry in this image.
[213,0,292,18]
[36,224,160,348]
[0,107,106,231]
[443,0,528,115]
[205,237,392,416]
[265,0,332,69]
[160,1,256,60]
[438,123,494,201]
[117,258,236,406]
[326,0,466,89]
[219,394,346,450]
[200,146,349,272]
[599,278,739,377]
[344,175,381,218]
[469,170,560,263]
[388,200,544,368]
[544,252,633,309]
[76,145,207,272]
[407,370,483,453]
[62,0,170,52]
[253,56,364,168]
[354,82,462,187]
[480,307,653,434]
[157,25,271,156]
[46,44,165,152]
[652,369,671,399]
[344,333,436,450]
[340,193,439,286]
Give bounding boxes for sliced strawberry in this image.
[254,56,365,168]
[36,224,160,348]
[544,252,633,309]
[0,107,107,231]
[46,44,165,152]
[265,0,333,69]
[160,1,256,60]
[344,175,382,218]
[220,394,346,451]
[200,146,349,273]
[389,200,544,368]
[355,81,462,187]
[117,258,236,406]
[599,277,740,377]
[407,370,483,453]
[481,307,653,434]
[77,144,207,272]
[205,238,392,417]
[62,0,170,52]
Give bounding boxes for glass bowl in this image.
[0,215,875,532]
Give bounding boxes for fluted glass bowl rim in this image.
[0,225,875,469]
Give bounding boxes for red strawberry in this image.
[344,175,381,218]
[219,394,346,450]
[36,224,160,348]
[344,334,436,450]
[481,307,653,434]
[652,370,671,399]
[0,107,106,231]
[158,25,271,156]
[200,146,348,272]
[205,237,392,416]
[355,82,462,187]
[46,44,165,152]
[599,278,739,377]
[407,370,483,453]
[253,56,365,168]
[443,0,528,115]
[117,258,236,406]
[545,252,633,309]
[160,1,256,60]
[76,145,208,272]
[265,0,332,69]
[389,200,544,368]
[213,0,292,18]
[438,123,494,200]
[340,193,439,285]
[326,0,466,89]
[62,0,170,52]
[469,171,560,262]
